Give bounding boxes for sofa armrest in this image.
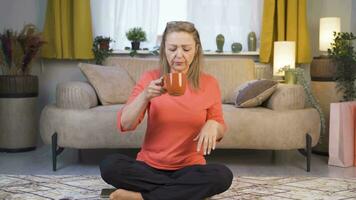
[56,81,98,109]
[265,84,305,111]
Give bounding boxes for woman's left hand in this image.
[193,120,222,155]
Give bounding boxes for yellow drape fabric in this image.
[41,0,93,59]
[259,0,311,64]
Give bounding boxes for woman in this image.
[100,21,233,200]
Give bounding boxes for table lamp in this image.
[273,41,296,83]
[310,17,340,81]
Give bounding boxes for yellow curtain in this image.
[41,0,93,59]
[259,0,311,64]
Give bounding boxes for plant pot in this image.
[284,71,297,84]
[99,41,110,50]
[131,41,140,50]
[0,75,38,152]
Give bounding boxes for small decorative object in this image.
[92,36,114,65]
[328,32,356,102]
[0,24,45,152]
[278,66,297,84]
[231,42,242,53]
[248,31,257,51]
[216,34,225,52]
[126,27,147,51]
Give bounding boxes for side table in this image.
[311,81,342,155]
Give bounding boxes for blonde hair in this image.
[159,21,204,90]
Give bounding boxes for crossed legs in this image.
[100,154,233,200]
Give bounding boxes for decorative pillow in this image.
[78,63,135,105]
[234,80,278,108]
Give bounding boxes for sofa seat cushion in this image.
[220,104,320,149]
[40,104,147,149]
[40,104,320,150]
[79,63,135,105]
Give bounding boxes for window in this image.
[91,0,262,52]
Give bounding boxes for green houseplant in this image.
[92,36,114,65]
[126,27,147,51]
[0,24,45,152]
[328,32,356,101]
[279,66,326,144]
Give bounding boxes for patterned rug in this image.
[1,175,356,200]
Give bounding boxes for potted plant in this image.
[92,36,114,65]
[328,32,356,101]
[126,27,147,51]
[0,24,45,152]
[279,66,326,145]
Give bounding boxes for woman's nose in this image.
[176,48,183,58]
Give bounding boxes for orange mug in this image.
[163,72,187,96]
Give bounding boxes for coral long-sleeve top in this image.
[117,69,226,170]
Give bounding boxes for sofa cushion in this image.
[234,80,278,107]
[79,63,135,105]
[56,81,98,109]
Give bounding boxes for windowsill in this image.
[203,51,259,56]
[112,49,259,56]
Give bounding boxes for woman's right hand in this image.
[144,77,166,101]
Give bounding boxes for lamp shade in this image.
[319,17,340,52]
[273,41,296,76]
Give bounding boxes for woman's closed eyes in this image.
[168,47,192,52]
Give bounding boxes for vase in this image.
[216,34,225,52]
[0,75,38,152]
[231,42,242,53]
[248,32,257,51]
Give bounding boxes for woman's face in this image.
[165,31,196,73]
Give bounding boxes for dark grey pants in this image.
[99,154,233,200]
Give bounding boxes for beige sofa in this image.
[40,57,320,171]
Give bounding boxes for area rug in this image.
[1,175,356,200]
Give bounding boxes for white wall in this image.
[0,0,47,31]
[307,0,354,57]
[352,1,356,48]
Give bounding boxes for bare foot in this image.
[109,189,143,200]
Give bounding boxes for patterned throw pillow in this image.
[78,63,135,105]
[234,80,278,108]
